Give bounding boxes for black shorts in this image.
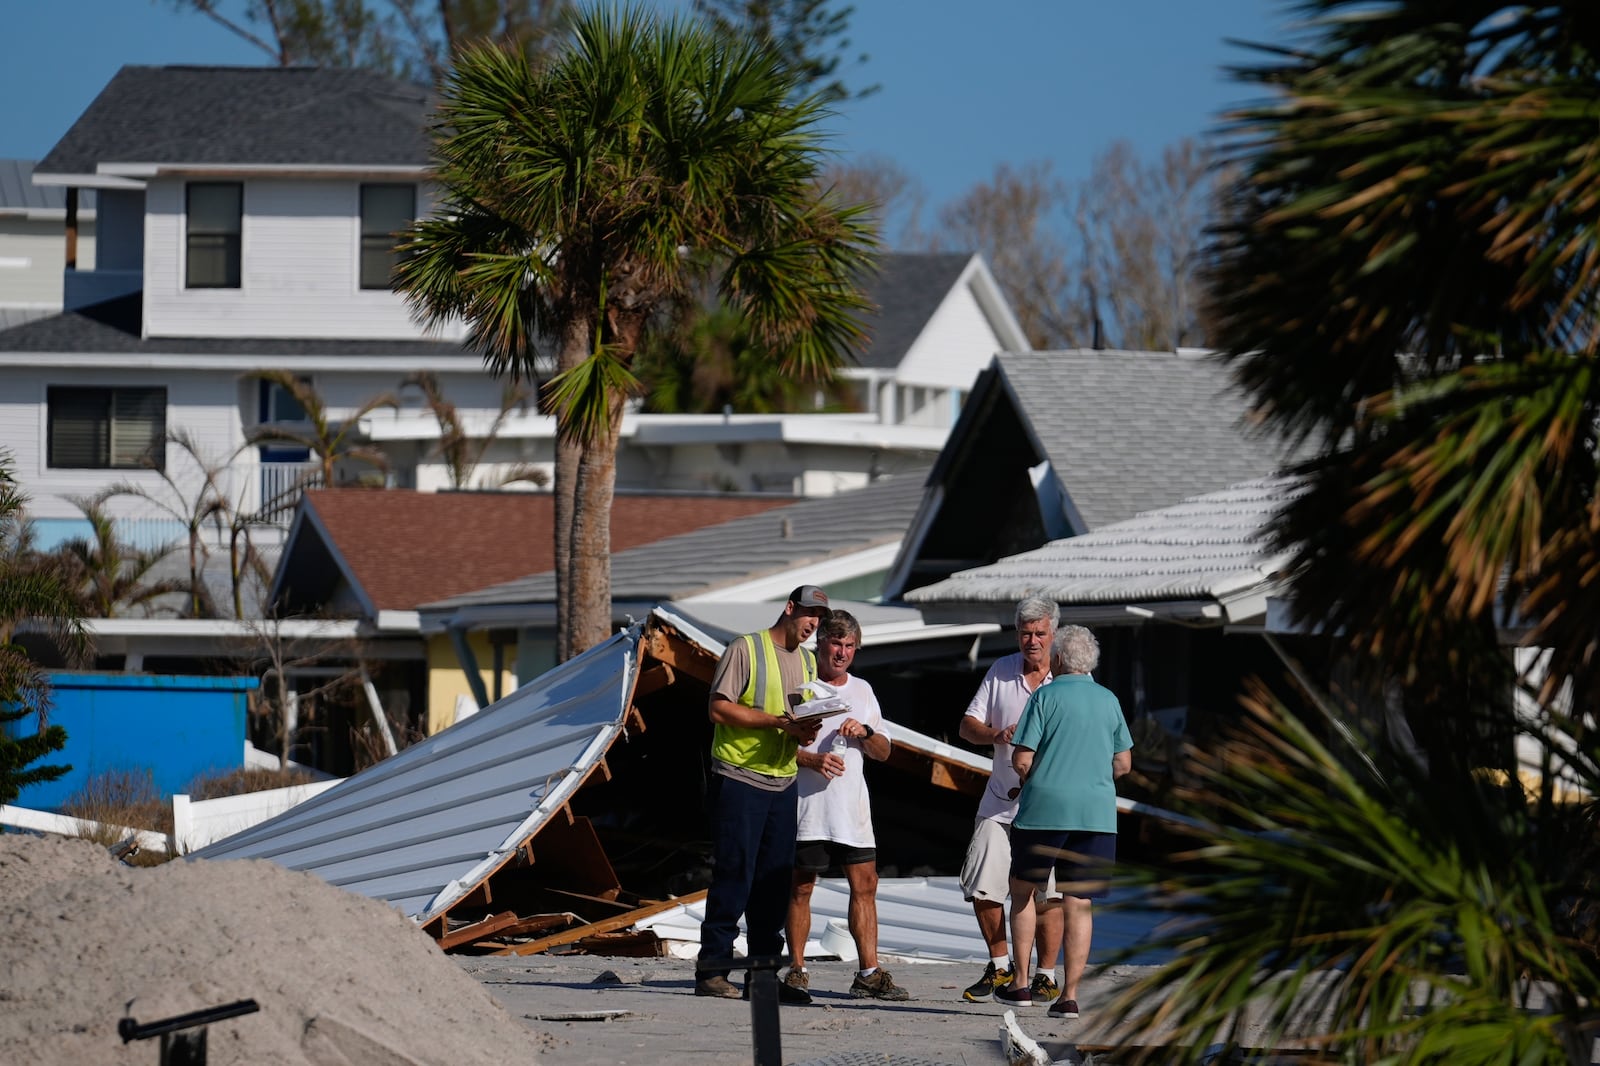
[1008,828,1116,900]
[794,839,876,874]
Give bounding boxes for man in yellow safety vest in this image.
[694,585,830,1004]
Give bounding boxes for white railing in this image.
[172,779,343,852]
[1,776,344,856]
[0,803,171,855]
[256,462,323,525]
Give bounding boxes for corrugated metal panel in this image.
[0,159,95,212]
[195,623,642,923]
[636,875,1168,965]
[907,475,1307,609]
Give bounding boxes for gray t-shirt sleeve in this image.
[710,636,753,708]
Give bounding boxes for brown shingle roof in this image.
[304,489,793,612]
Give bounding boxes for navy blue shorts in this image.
[1008,828,1116,900]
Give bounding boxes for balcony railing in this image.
[256,462,323,526]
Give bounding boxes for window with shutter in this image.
[46,387,166,470]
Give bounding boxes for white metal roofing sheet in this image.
[194,623,641,923]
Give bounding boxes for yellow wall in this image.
[425,632,516,735]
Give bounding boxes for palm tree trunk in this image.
[568,394,624,656]
[553,316,588,662]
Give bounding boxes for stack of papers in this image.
[790,679,851,720]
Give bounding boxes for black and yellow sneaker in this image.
[961,961,1014,1003]
[1030,972,1059,1001]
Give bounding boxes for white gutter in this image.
[0,352,486,372]
[97,162,432,180]
[81,618,362,639]
[30,171,145,190]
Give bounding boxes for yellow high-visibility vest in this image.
[711,629,817,777]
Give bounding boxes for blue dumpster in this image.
[8,673,257,810]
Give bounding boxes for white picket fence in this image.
[0,776,343,856]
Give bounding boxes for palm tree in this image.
[108,430,240,619]
[1108,3,1600,1060]
[1108,687,1600,1065]
[396,5,876,659]
[400,371,540,489]
[0,449,89,808]
[635,301,860,415]
[1207,1,1600,742]
[247,370,397,488]
[52,493,188,618]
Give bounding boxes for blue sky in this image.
[1,1,1287,211]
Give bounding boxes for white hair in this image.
[1053,625,1099,674]
[1014,597,1060,630]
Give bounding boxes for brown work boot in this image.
[783,967,810,992]
[849,967,911,1001]
[694,974,740,999]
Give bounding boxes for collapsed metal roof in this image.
[194,621,644,925]
[193,606,1023,936]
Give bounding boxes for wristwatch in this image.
[862,724,875,738]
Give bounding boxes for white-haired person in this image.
[956,596,1066,1003]
[997,624,1132,1019]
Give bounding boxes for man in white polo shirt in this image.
[955,596,1065,1004]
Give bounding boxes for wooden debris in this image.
[494,889,709,957]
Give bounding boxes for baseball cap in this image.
[788,584,830,609]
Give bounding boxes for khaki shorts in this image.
[959,816,1060,903]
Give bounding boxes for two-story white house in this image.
[0,65,1028,558]
[0,66,513,552]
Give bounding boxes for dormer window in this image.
[186,182,242,289]
[360,183,416,290]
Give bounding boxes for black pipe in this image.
[118,1000,260,1043]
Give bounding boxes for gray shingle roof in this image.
[37,66,431,175]
[427,472,929,610]
[0,293,469,355]
[906,475,1306,612]
[0,308,53,331]
[0,159,95,212]
[854,253,974,370]
[999,349,1299,530]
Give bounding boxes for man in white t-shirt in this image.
[782,610,909,1001]
[955,596,1065,1004]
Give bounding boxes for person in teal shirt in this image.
[997,625,1131,1019]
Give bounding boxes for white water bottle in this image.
[831,732,848,758]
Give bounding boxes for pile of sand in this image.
[0,834,542,1065]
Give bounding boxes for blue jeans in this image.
[696,773,798,979]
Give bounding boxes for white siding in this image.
[3,360,529,523]
[142,177,463,342]
[0,218,96,307]
[894,274,1005,391]
[612,440,932,496]
[299,369,508,422]
[0,366,245,520]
